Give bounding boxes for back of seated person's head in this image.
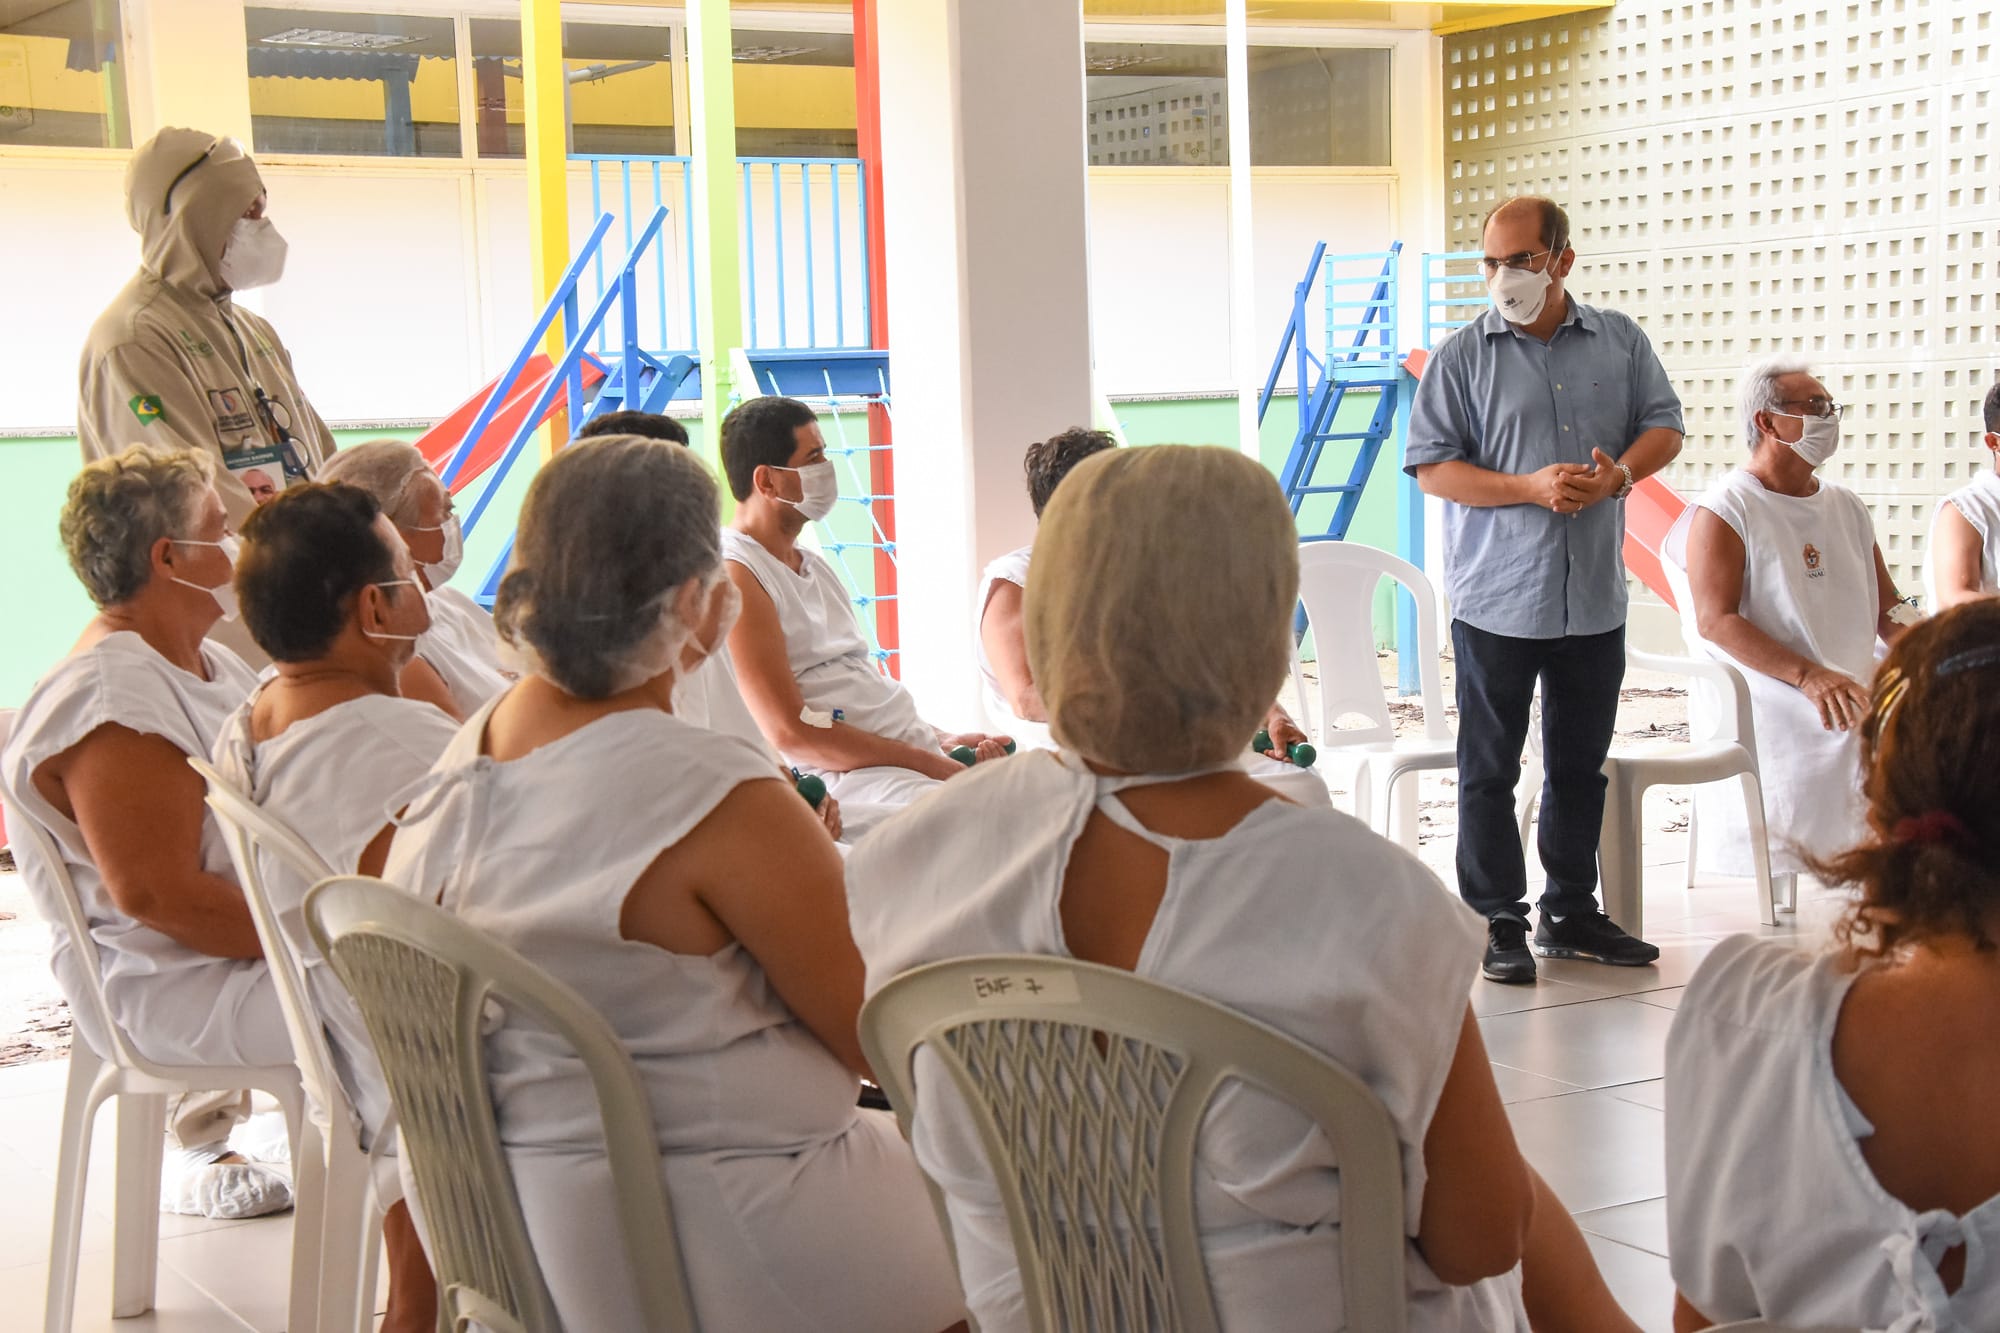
[492,434,722,700]
[719,395,818,501]
[576,410,690,446]
[315,439,433,524]
[1025,427,1118,518]
[1028,444,1296,773]
[236,483,398,662]
[60,444,216,608]
[1983,380,2000,436]
[1814,599,2000,957]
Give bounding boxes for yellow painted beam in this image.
[521,0,569,459]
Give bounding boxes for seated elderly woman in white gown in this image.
[1667,600,2000,1331]
[381,434,966,1331]
[210,481,453,1333]
[849,444,1638,1332]
[0,445,290,1219]
[318,440,513,718]
[976,425,1327,808]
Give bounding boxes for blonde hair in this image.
[1027,445,1298,772]
[60,445,216,608]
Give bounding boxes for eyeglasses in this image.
[162,139,221,216]
[1776,397,1847,421]
[1479,249,1554,276]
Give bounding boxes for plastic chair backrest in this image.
[1703,1322,1864,1332]
[860,955,1409,1333]
[0,751,144,1071]
[188,756,350,1130]
[304,875,696,1333]
[1296,542,1448,747]
[1657,555,1761,752]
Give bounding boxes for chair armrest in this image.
[1625,646,1758,748]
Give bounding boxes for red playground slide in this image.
[1401,348,1689,607]
[416,354,607,495]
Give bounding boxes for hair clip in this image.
[1936,644,2000,680]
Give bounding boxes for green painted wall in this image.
[0,392,1407,706]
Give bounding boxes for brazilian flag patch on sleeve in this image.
[128,395,165,425]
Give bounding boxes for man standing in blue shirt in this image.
[1406,197,1684,983]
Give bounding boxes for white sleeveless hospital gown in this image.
[1668,935,2000,1331]
[722,528,940,833]
[415,584,513,712]
[381,695,965,1332]
[1665,470,1881,874]
[211,690,457,1144]
[1926,470,2000,604]
[846,748,1527,1332]
[0,632,286,1068]
[975,542,1334,811]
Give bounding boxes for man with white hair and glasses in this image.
[1665,356,1915,880]
[1405,195,1684,984]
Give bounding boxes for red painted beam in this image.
[853,0,899,674]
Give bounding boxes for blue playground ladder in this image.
[1257,241,1404,543]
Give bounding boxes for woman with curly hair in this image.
[1666,599,2000,1331]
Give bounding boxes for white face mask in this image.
[1773,411,1841,468]
[775,462,839,522]
[218,216,289,291]
[410,513,463,587]
[1487,262,1553,325]
[361,578,432,645]
[169,535,240,621]
[698,577,741,663]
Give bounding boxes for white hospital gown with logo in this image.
[846,749,1525,1332]
[1665,470,1881,874]
[382,697,965,1332]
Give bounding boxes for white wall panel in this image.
[0,161,135,432]
[1086,173,1234,396]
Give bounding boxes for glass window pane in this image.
[1085,42,1227,167]
[246,9,460,158]
[733,28,855,158]
[0,0,132,149]
[470,19,679,160]
[1248,46,1391,167]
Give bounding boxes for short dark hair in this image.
[1983,380,2000,435]
[576,410,689,446]
[236,482,399,663]
[1481,195,1570,257]
[719,396,819,501]
[1025,428,1118,517]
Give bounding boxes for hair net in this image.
[317,440,437,523]
[1027,444,1298,772]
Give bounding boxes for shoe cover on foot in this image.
[160,1144,294,1219]
[230,1107,293,1166]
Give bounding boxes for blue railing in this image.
[1421,249,1487,348]
[573,155,872,356]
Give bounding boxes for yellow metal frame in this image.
[521,0,568,458]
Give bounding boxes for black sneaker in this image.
[1483,913,1538,984]
[1532,911,1661,966]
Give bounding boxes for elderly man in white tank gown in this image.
[977,426,1330,809]
[1926,379,2000,611]
[318,440,512,718]
[0,446,292,1218]
[719,395,1010,839]
[209,480,448,1331]
[1665,356,1916,876]
[850,444,1643,1332]
[383,434,966,1331]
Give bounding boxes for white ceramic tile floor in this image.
[0,858,1823,1331]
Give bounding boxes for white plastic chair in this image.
[859,954,1409,1333]
[0,751,307,1333]
[1516,603,1788,932]
[304,874,697,1333]
[190,755,399,1333]
[1705,1322,1863,1332]
[1294,542,1454,849]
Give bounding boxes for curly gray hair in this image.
[1738,354,1816,449]
[60,446,216,608]
[492,435,724,699]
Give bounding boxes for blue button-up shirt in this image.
[1403,300,1683,640]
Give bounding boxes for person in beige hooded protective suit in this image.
[79,128,335,524]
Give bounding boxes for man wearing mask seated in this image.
[210,482,449,1332]
[978,426,1327,808]
[720,396,1008,838]
[1666,356,1916,876]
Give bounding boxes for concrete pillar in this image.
[876,0,1094,726]
[123,0,252,144]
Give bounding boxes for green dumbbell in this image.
[791,768,828,808]
[950,739,1018,766]
[1251,729,1317,769]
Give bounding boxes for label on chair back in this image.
[971,971,1082,1005]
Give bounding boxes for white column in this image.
[877,0,1095,727]
[1225,0,1258,459]
[123,0,254,145]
